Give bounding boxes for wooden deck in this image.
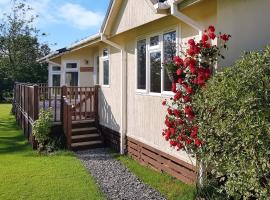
[13,83,100,149]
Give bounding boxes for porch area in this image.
[13,82,104,150]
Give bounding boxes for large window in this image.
[52,74,61,86]
[136,30,177,94]
[102,48,109,86]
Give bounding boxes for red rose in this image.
[174,91,182,101]
[162,100,166,106]
[167,108,173,115]
[176,118,184,125]
[209,32,216,40]
[197,75,205,86]
[173,56,184,66]
[189,64,197,74]
[202,34,208,42]
[185,138,192,145]
[165,117,173,128]
[184,106,193,115]
[194,45,200,54]
[189,58,196,66]
[170,140,177,147]
[176,143,183,150]
[187,112,195,121]
[186,86,193,94]
[187,48,195,56]
[191,126,198,138]
[194,139,202,147]
[176,68,183,76]
[208,25,215,33]
[173,109,181,117]
[202,41,211,48]
[170,128,176,136]
[220,34,231,42]
[171,82,177,93]
[178,78,184,84]
[182,95,191,102]
[188,38,195,46]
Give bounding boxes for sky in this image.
[0,0,110,50]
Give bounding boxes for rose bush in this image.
[162,26,231,155]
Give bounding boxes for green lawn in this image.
[112,152,196,200]
[0,104,104,200]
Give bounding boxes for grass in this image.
[112,152,196,200]
[0,104,105,200]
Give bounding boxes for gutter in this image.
[100,33,127,155]
[155,0,203,36]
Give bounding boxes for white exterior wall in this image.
[217,0,270,66]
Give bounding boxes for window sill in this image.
[135,91,174,97]
[101,85,110,88]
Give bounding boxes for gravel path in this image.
[75,148,167,200]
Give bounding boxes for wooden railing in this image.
[13,82,100,148]
[13,83,39,146]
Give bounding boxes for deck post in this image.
[94,85,100,127]
[61,85,67,123]
[33,85,39,121]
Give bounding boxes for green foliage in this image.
[194,46,270,199]
[32,108,53,152]
[0,0,50,101]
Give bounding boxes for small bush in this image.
[194,46,270,199]
[32,108,53,152]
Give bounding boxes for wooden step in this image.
[72,119,95,129]
[71,133,101,143]
[71,140,104,151]
[72,127,98,135]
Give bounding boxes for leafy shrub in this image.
[32,108,53,152]
[194,46,270,199]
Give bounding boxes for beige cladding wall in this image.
[217,0,270,66]
[110,0,166,36]
[98,43,122,133]
[61,47,98,87]
[106,0,217,163]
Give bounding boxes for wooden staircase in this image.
[70,120,104,151]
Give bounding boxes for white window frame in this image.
[101,47,110,87]
[63,60,80,87]
[93,53,100,85]
[49,64,62,87]
[135,25,180,97]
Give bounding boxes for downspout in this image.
[101,34,127,155]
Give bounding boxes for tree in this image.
[0,0,50,101]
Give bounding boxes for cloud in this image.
[58,3,104,30]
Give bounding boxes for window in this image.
[65,72,78,86]
[95,56,100,85]
[52,74,61,86]
[102,48,109,86]
[65,61,79,86]
[52,66,61,71]
[66,63,77,69]
[150,51,161,93]
[136,30,177,94]
[137,39,146,90]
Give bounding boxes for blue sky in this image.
[0,0,110,50]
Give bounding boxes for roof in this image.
[38,33,101,62]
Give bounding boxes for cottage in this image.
[37,0,270,183]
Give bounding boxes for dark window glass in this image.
[52,66,61,71]
[66,63,77,69]
[163,31,176,91]
[150,51,161,93]
[103,49,108,57]
[103,60,109,85]
[150,36,159,46]
[65,72,78,86]
[52,74,61,86]
[137,39,146,90]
